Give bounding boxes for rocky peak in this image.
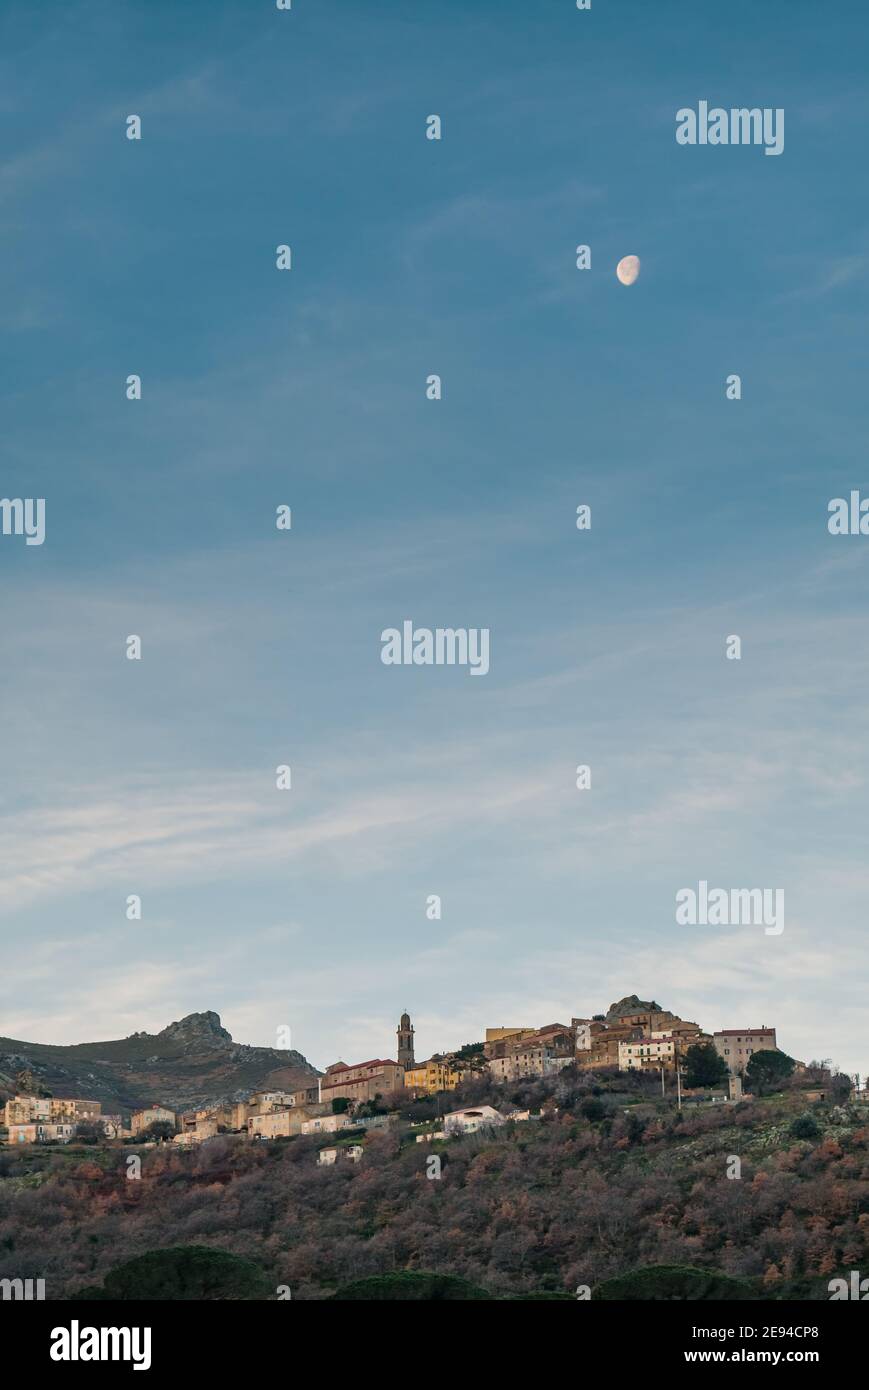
[157,1011,233,1046]
[606,994,662,1020]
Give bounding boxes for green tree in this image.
[72,1120,104,1146]
[745,1050,795,1094]
[331,1097,350,1114]
[593,1265,757,1301]
[790,1112,821,1140]
[684,1042,729,1089]
[78,1246,272,1300]
[141,1120,176,1143]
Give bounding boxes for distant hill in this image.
[0,1011,320,1114]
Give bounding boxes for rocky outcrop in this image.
[0,1012,319,1115]
[606,995,663,1021]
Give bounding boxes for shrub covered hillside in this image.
[1,1066,867,1300]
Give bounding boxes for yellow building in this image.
[131,1105,176,1135]
[403,1060,460,1095]
[4,1096,101,1127]
[248,1106,331,1140]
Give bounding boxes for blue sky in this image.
[1,0,868,1077]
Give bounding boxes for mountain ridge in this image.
[0,1011,320,1114]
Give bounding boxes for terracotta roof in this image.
[321,1060,401,1087]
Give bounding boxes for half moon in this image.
[616,255,640,286]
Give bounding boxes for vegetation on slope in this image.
[1,1065,865,1301]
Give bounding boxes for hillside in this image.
[0,1011,319,1113]
[1,1063,865,1300]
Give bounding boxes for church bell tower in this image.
[397,1011,415,1069]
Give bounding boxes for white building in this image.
[301,1114,354,1135]
[618,1037,678,1071]
[442,1105,506,1136]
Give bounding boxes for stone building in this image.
[130,1105,176,1135]
[713,1027,778,1076]
[397,1012,415,1070]
[319,1059,405,1105]
[4,1096,101,1127]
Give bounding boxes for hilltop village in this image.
[2,995,818,1156]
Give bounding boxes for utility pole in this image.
[676,1063,684,1112]
[660,1065,665,1097]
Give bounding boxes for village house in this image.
[7,1122,76,1145]
[130,1105,176,1136]
[713,1027,778,1076]
[576,1004,708,1073]
[488,1042,573,1083]
[248,1090,296,1113]
[4,1096,102,1128]
[485,1023,576,1083]
[403,1059,460,1095]
[247,1111,296,1140]
[248,1106,328,1140]
[317,1143,364,1168]
[100,1115,130,1140]
[178,1104,235,1138]
[319,1059,404,1105]
[619,1036,679,1071]
[291,1084,321,1107]
[300,1113,356,1136]
[483,1027,536,1058]
[443,1105,507,1137]
[577,1022,644,1070]
[619,1029,711,1073]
